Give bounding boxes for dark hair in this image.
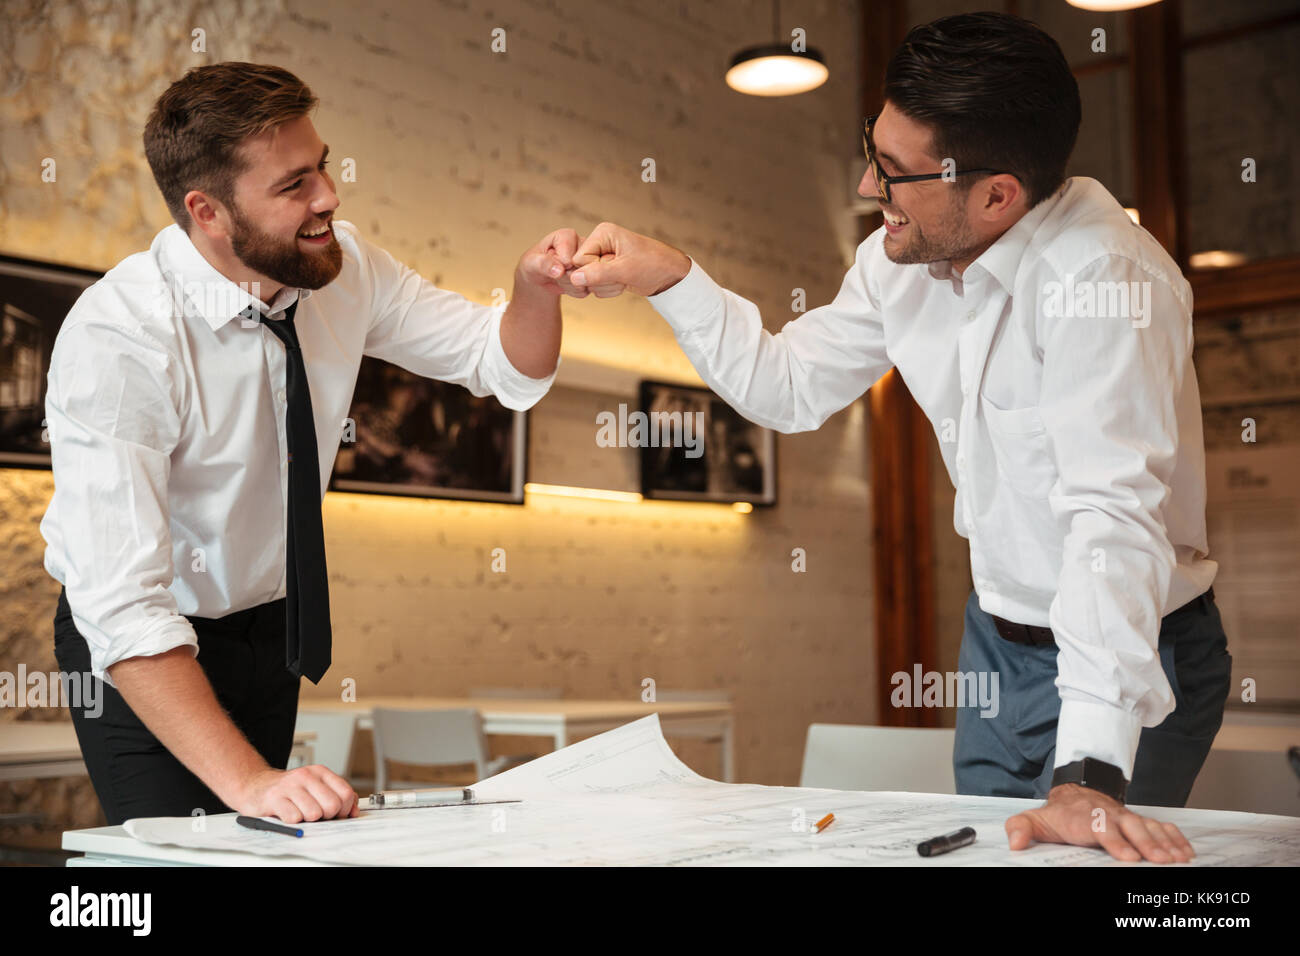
[144,62,318,232]
[884,12,1081,208]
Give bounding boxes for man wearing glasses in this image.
[566,12,1230,864]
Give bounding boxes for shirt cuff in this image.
[485,304,559,410]
[646,258,726,339]
[1054,698,1144,781]
[90,618,200,690]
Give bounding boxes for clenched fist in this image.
[515,227,590,298]
[569,222,692,298]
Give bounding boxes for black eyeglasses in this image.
[863,114,1007,205]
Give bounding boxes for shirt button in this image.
[966,311,976,322]
[277,389,287,403]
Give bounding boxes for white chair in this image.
[371,707,500,790]
[800,724,956,794]
[292,712,358,778]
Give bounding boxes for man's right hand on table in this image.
[236,765,360,823]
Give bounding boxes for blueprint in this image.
[122,715,1300,866]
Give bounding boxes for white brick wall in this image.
[0,0,874,814]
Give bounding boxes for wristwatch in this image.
[1051,757,1128,804]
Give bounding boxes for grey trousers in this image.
[953,588,1232,806]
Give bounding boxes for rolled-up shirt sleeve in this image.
[646,237,892,434]
[353,225,556,410]
[43,314,197,688]
[1038,255,1194,779]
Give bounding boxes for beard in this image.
[881,188,984,266]
[229,202,343,291]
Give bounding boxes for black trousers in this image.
[52,586,301,826]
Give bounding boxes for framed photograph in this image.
[0,254,101,468]
[638,379,776,505]
[331,357,527,503]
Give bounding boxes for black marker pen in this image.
[917,826,976,857]
[236,815,304,838]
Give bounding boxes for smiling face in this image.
[858,102,1024,272]
[226,114,343,292]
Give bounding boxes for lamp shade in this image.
[725,44,828,96]
[1066,0,1162,11]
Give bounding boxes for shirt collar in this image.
[928,178,1072,296]
[157,223,312,330]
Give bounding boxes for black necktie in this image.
[245,298,332,683]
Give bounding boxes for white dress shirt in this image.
[42,219,556,686]
[647,177,1217,780]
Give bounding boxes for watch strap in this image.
[1051,757,1129,804]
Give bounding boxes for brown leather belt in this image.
[991,587,1215,647]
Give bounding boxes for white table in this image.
[56,712,1299,866]
[296,696,736,782]
[63,823,332,866]
[61,799,1300,867]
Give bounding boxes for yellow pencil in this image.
[813,813,835,833]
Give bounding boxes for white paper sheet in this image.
[123,715,1300,866]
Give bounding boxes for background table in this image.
[297,696,736,781]
[0,722,316,782]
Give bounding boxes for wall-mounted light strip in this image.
[524,482,756,513]
[1189,250,1248,269]
[524,482,642,503]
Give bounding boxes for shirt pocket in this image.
[980,397,1057,499]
